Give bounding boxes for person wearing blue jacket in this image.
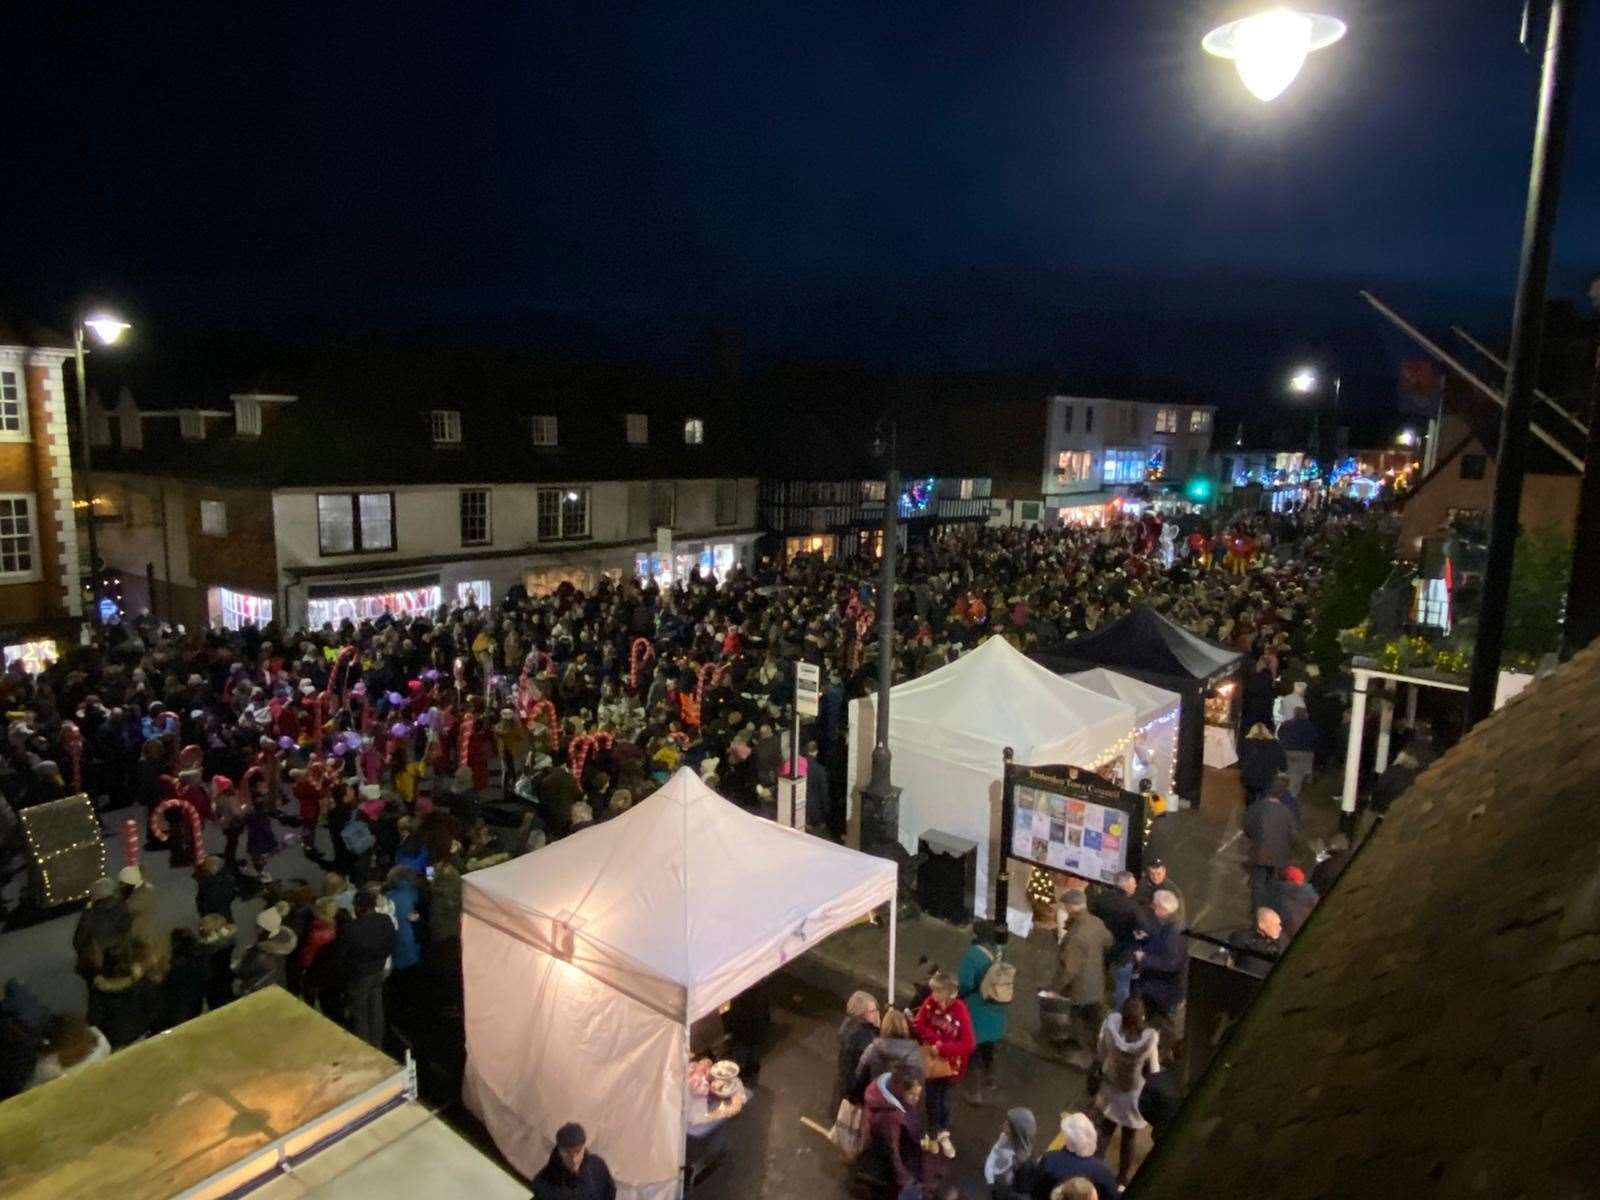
[957,920,1007,1104]
[384,866,423,972]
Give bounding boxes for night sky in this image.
[8,1,1600,414]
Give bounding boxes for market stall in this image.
[846,636,1136,922]
[1033,607,1244,805]
[1068,668,1183,802]
[461,767,897,1200]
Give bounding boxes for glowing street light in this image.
[1202,8,1347,102]
[1396,428,1417,448]
[82,315,131,346]
[73,309,132,623]
[1288,367,1318,394]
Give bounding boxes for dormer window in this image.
[625,413,648,445]
[179,411,206,441]
[234,396,262,436]
[683,417,705,445]
[532,415,558,447]
[431,409,462,445]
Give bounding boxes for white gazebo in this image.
[461,767,897,1199]
[1069,667,1184,800]
[848,636,1136,922]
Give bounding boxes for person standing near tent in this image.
[913,971,975,1159]
[531,1122,616,1200]
[958,920,1008,1105]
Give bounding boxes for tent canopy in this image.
[1052,606,1244,682]
[879,635,1136,771]
[1069,667,1183,726]
[463,767,898,1023]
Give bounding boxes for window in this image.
[199,499,228,537]
[317,492,394,555]
[179,411,206,440]
[959,478,974,500]
[1154,407,1178,433]
[1062,404,1074,433]
[0,495,37,578]
[684,417,705,445]
[650,481,676,529]
[0,370,27,437]
[459,488,490,546]
[1189,409,1210,433]
[537,487,590,540]
[861,480,887,502]
[234,397,262,436]
[1101,448,1145,484]
[532,415,558,447]
[715,479,738,526]
[1084,406,1095,434]
[431,410,462,445]
[1056,450,1095,486]
[625,413,648,445]
[212,586,273,631]
[1460,454,1487,481]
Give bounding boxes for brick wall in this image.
[0,350,81,625]
[183,482,279,596]
[1399,437,1580,555]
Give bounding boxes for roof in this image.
[461,767,896,1022]
[1041,606,1244,683]
[1131,640,1600,1200]
[0,317,72,350]
[1068,667,1183,725]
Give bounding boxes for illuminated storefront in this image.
[783,533,837,560]
[635,541,738,584]
[303,578,491,627]
[3,639,59,675]
[208,586,275,631]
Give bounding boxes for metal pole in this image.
[1561,342,1600,657]
[995,748,1014,944]
[1468,0,1583,727]
[1340,673,1369,824]
[866,422,898,797]
[73,324,101,624]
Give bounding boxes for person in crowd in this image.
[856,1006,924,1093]
[1241,781,1299,913]
[1132,859,1181,915]
[1055,889,1112,1049]
[1276,702,1319,797]
[234,904,299,996]
[119,865,167,979]
[156,927,210,1031]
[531,1121,617,1200]
[1136,1068,1182,1145]
[1034,1112,1119,1200]
[384,866,423,973]
[957,919,1007,1104]
[983,1106,1038,1200]
[1090,872,1142,1011]
[1049,1180,1098,1200]
[72,876,130,983]
[1310,832,1352,896]
[198,913,238,1012]
[1240,656,1277,735]
[858,1066,926,1200]
[912,970,975,1159]
[834,989,881,1111]
[1094,996,1159,1188]
[27,1013,110,1089]
[1370,749,1422,817]
[195,855,239,921]
[87,945,154,1049]
[1134,890,1188,1051]
[1228,907,1286,978]
[1270,864,1319,937]
[298,895,342,1010]
[342,887,396,1047]
[1238,722,1288,807]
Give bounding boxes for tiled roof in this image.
[1131,640,1600,1200]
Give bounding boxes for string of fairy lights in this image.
[20,794,106,906]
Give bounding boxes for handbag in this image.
[829,1098,867,1160]
[920,1042,956,1080]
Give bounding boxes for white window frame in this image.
[234,397,263,436]
[1055,450,1094,486]
[0,369,29,441]
[958,478,974,500]
[532,414,558,447]
[683,417,705,445]
[537,487,590,541]
[459,487,491,546]
[179,411,206,440]
[317,491,396,556]
[625,413,648,445]
[1189,409,1210,433]
[199,499,228,537]
[431,409,462,445]
[1155,407,1178,434]
[0,493,41,582]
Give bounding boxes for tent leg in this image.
[1373,683,1395,775]
[886,899,897,1010]
[1341,671,1369,826]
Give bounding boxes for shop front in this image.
[782,532,837,561]
[207,585,275,631]
[634,538,746,585]
[300,574,494,627]
[1046,489,1118,527]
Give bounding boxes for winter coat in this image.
[156,946,210,1031]
[1310,849,1351,897]
[87,969,155,1048]
[1271,879,1320,936]
[835,1015,878,1107]
[196,871,239,920]
[297,918,337,973]
[1241,796,1298,867]
[341,911,396,981]
[233,929,298,996]
[530,1147,617,1200]
[957,942,1007,1045]
[429,865,463,944]
[1239,736,1288,792]
[857,1074,925,1196]
[386,882,422,970]
[202,938,236,1011]
[912,995,976,1080]
[72,898,130,977]
[1056,912,1113,1006]
[855,1035,925,1094]
[1227,926,1285,978]
[1032,1149,1121,1200]
[1135,914,1190,1014]
[1091,888,1143,962]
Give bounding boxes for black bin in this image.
[916,830,978,923]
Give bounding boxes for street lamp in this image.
[858,418,900,852]
[1202,8,1347,102]
[73,311,131,624]
[1287,365,1340,470]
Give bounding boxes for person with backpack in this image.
[957,919,1012,1105]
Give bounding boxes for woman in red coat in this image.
[912,971,976,1160]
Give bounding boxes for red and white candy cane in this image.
[567,731,615,783]
[177,743,204,774]
[60,721,85,793]
[523,695,557,735]
[694,661,720,711]
[121,818,140,869]
[629,637,655,693]
[149,795,204,856]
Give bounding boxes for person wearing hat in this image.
[118,864,168,978]
[1269,863,1319,937]
[1032,1112,1118,1200]
[531,1121,616,1200]
[857,1066,926,1200]
[1054,889,1112,1049]
[233,904,299,997]
[87,944,156,1049]
[983,1106,1038,1200]
[72,877,130,982]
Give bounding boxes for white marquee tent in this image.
[1069,668,1184,799]
[461,767,898,1199]
[847,636,1136,922]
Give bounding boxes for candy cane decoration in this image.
[567,731,615,783]
[121,818,140,869]
[177,743,203,774]
[694,661,719,710]
[149,795,204,858]
[60,721,84,794]
[629,637,655,694]
[523,695,557,735]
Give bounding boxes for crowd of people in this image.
[0,505,1375,1195]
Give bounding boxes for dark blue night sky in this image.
[7,1,1599,413]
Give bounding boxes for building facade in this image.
[1042,395,1217,523]
[0,324,83,670]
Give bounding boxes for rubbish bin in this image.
[916,830,977,923]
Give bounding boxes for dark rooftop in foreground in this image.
[1130,640,1600,1200]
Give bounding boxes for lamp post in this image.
[1288,366,1340,490]
[72,313,130,624]
[858,419,900,851]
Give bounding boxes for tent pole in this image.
[886,898,897,1010]
[1340,671,1369,835]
